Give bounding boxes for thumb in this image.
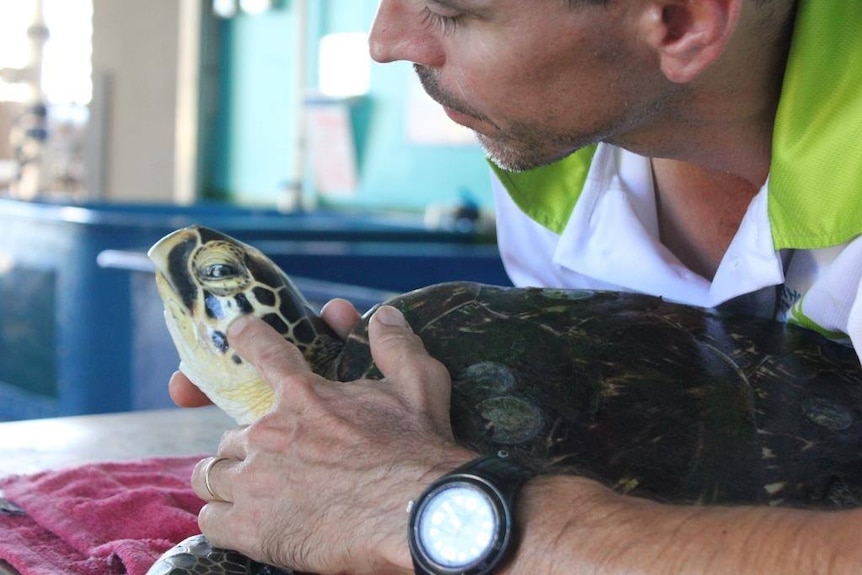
[320,298,361,340]
[368,306,453,430]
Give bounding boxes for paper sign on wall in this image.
[305,101,358,197]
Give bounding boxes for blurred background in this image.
[0,0,510,421]
[0,0,494,210]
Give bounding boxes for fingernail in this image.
[374,305,408,328]
[228,314,253,338]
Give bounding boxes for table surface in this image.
[0,407,234,575]
[0,406,233,478]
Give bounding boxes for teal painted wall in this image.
[205,10,301,204]
[204,1,492,212]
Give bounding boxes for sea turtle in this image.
[146,225,862,574]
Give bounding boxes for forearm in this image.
[508,475,862,574]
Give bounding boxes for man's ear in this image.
[640,0,742,84]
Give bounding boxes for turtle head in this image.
[148,225,343,423]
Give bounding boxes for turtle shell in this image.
[334,282,862,509]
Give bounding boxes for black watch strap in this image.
[449,454,533,499]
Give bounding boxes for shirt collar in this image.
[553,146,785,308]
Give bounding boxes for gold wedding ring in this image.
[202,456,229,502]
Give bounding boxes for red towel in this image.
[0,456,206,575]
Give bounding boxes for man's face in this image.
[370,0,667,171]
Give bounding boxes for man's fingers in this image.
[191,425,248,501]
[192,455,236,503]
[228,315,312,378]
[168,371,213,407]
[192,455,247,553]
[227,315,320,414]
[320,298,362,340]
[368,306,452,425]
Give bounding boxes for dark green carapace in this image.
[337,284,862,509]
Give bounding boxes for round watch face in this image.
[416,482,499,568]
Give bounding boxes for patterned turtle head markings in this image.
[166,236,200,311]
[152,226,346,424]
[263,313,290,335]
[211,330,229,354]
[245,251,285,292]
[204,291,225,320]
[291,318,317,347]
[196,226,232,245]
[234,292,254,315]
[278,287,313,324]
[185,230,339,372]
[252,285,277,307]
[181,233,334,362]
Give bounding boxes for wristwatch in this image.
[407,454,533,575]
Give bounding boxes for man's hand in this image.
[168,298,363,408]
[189,305,476,574]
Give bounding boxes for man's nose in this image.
[369,0,445,67]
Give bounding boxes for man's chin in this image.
[484,153,531,173]
[477,134,569,173]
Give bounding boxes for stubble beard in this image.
[414,64,591,173]
[475,130,582,173]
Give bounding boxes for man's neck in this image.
[651,158,760,281]
[640,1,797,279]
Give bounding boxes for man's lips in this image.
[443,106,480,129]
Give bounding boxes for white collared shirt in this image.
[493,143,862,360]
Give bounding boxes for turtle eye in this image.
[204,263,239,280]
[192,241,251,295]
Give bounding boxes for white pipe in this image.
[285,0,310,210]
[174,0,203,204]
[27,0,48,101]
